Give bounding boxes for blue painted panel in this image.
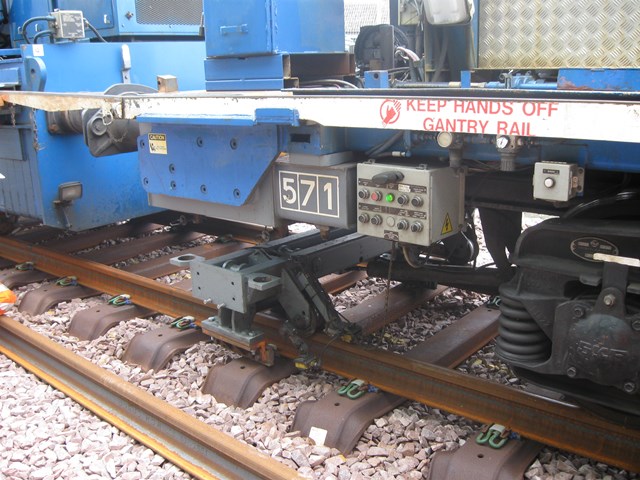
[138,124,280,206]
[286,126,347,155]
[139,109,299,127]
[581,141,640,173]
[0,41,206,230]
[204,54,288,91]
[139,114,257,127]
[206,77,287,91]
[270,0,345,53]
[364,71,390,88]
[205,0,344,58]
[0,58,22,86]
[205,0,272,56]
[558,69,640,92]
[22,42,205,91]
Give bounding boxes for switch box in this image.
[275,157,356,228]
[51,10,85,39]
[356,163,465,247]
[533,162,585,202]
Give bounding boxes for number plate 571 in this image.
[279,171,339,218]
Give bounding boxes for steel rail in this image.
[0,317,302,480]
[1,236,639,472]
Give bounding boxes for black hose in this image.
[33,29,53,44]
[563,190,639,219]
[84,19,107,42]
[365,130,404,157]
[21,16,54,44]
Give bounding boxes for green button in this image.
[385,193,395,203]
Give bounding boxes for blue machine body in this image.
[134,0,640,228]
[203,0,345,90]
[138,123,280,206]
[53,0,639,419]
[0,1,206,230]
[9,0,203,43]
[204,0,344,57]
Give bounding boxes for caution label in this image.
[148,133,167,155]
[441,213,453,235]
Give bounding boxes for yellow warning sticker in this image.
[441,213,453,235]
[148,133,167,155]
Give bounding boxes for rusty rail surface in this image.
[1,235,639,472]
[0,317,303,480]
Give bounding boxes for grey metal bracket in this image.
[189,229,390,360]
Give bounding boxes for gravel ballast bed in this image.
[1,219,638,479]
[0,279,637,480]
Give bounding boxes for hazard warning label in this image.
[148,133,167,155]
[373,98,562,138]
[441,213,453,235]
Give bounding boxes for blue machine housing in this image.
[0,0,206,230]
[9,0,203,43]
[133,0,640,233]
[203,0,346,90]
[0,39,206,230]
[205,0,344,57]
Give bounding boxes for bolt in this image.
[566,367,577,378]
[623,382,637,394]
[603,294,616,307]
[572,306,585,319]
[632,320,640,331]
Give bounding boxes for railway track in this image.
[0,220,638,478]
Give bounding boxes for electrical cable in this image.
[562,189,639,219]
[365,130,404,157]
[21,16,54,44]
[396,46,420,62]
[299,79,358,89]
[84,19,107,42]
[33,30,53,44]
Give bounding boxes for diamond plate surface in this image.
[345,1,390,35]
[479,0,640,68]
[135,0,202,25]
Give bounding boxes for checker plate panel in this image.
[479,0,640,69]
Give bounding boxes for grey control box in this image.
[533,161,584,202]
[356,163,465,247]
[275,156,356,228]
[51,10,85,40]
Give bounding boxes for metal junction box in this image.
[51,10,85,39]
[533,162,585,202]
[275,157,356,228]
[356,164,465,247]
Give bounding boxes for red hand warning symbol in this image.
[380,99,401,127]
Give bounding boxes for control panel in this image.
[356,163,465,247]
[532,161,585,202]
[51,10,85,40]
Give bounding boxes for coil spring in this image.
[496,295,551,363]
